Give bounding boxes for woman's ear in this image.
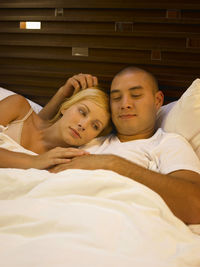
[155,90,164,111]
[60,108,65,115]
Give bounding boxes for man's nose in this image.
[121,96,132,109]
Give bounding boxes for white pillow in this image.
[1,83,200,159]
[157,78,200,160]
[156,101,176,129]
[0,87,42,113]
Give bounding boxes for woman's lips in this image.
[69,127,81,138]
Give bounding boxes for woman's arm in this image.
[39,74,98,120]
[0,93,88,170]
[0,147,35,169]
[0,147,88,170]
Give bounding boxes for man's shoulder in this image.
[152,128,196,157]
[153,128,186,142]
[153,130,200,175]
[147,128,192,152]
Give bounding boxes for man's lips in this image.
[119,114,137,119]
[69,127,81,138]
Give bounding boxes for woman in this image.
[0,76,111,170]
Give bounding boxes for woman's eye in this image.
[79,108,86,116]
[112,96,121,101]
[93,124,99,131]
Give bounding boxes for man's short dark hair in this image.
[113,66,159,94]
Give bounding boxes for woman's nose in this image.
[78,122,87,131]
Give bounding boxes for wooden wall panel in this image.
[0,0,200,105]
[0,0,200,9]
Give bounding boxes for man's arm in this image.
[50,154,200,224]
[39,74,98,120]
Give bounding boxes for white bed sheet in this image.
[0,132,200,267]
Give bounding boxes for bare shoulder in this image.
[0,94,31,126]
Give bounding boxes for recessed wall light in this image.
[20,21,41,29]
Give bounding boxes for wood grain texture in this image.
[0,1,199,105]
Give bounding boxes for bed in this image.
[0,80,200,267]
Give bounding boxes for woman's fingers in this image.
[49,158,71,166]
[73,74,98,90]
[85,74,95,88]
[62,73,98,98]
[72,74,87,89]
[54,148,88,159]
[34,147,89,170]
[70,78,81,91]
[53,146,88,154]
[85,74,98,88]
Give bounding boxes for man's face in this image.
[110,71,162,139]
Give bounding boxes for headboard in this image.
[0,0,200,106]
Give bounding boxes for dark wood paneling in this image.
[0,0,200,9]
[0,1,200,105]
[1,21,200,36]
[0,8,200,23]
[0,33,194,50]
[1,46,200,68]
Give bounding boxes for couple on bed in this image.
[0,66,200,225]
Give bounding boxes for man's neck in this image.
[117,128,156,142]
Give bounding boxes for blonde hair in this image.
[50,87,112,136]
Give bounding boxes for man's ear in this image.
[155,90,164,111]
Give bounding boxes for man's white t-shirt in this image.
[82,128,200,175]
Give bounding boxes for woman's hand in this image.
[39,73,98,121]
[32,147,89,170]
[60,73,98,98]
[49,154,114,173]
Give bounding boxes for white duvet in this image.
[0,132,200,267]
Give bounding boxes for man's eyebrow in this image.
[129,86,143,91]
[111,86,143,94]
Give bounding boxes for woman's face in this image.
[58,100,109,146]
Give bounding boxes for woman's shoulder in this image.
[14,95,33,119]
[0,94,32,126]
[8,94,30,107]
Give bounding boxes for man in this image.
[40,67,200,225]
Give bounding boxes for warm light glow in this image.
[20,21,41,29]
